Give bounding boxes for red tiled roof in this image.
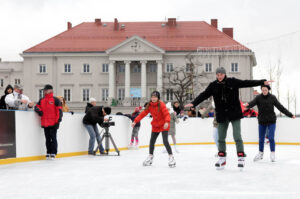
[24,21,250,53]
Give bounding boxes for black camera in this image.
[101,116,115,128]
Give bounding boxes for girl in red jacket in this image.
[132,91,176,168]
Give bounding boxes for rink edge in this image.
[1,142,300,165]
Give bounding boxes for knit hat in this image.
[151,91,160,99]
[43,84,53,91]
[14,84,23,90]
[103,107,111,115]
[89,98,97,103]
[216,67,226,75]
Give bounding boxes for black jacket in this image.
[192,76,266,123]
[85,103,94,113]
[247,93,293,125]
[173,106,182,116]
[83,106,104,125]
[0,85,13,109]
[125,112,141,127]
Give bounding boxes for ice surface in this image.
[0,144,300,199]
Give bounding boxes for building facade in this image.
[0,18,256,112]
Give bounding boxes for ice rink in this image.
[1,144,300,199]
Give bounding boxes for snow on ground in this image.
[0,144,300,199]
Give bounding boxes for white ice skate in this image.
[134,142,139,150]
[46,154,50,160]
[173,145,179,153]
[215,157,226,170]
[238,157,245,171]
[270,152,275,162]
[50,154,56,160]
[168,155,176,168]
[253,152,264,162]
[128,142,134,150]
[143,155,153,166]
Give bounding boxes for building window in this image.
[102,64,109,73]
[82,88,90,101]
[231,63,239,72]
[205,63,212,73]
[166,89,174,101]
[102,88,109,101]
[39,89,44,99]
[133,64,141,73]
[39,64,46,73]
[118,88,125,101]
[186,64,192,72]
[187,88,193,101]
[148,63,157,73]
[0,79,4,88]
[119,64,125,73]
[15,79,21,85]
[64,89,71,102]
[83,64,90,73]
[166,63,174,72]
[64,64,71,73]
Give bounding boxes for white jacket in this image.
[5,91,31,110]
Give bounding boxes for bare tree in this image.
[292,91,297,116]
[163,54,208,108]
[286,89,291,111]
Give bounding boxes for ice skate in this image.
[168,155,176,168]
[215,156,226,170]
[237,152,245,171]
[253,152,264,162]
[50,154,56,160]
[134,141,139,150]
[128,142,134,150]
[46,154,51,160]
[143,155,153,166]
[173,145,179,153]
[270,152,275,162]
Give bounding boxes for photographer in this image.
[82,106,111,155]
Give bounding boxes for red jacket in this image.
[134,101,170,132]
[35,93,63,128]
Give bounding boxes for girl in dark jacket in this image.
[132,91,175,168]
[245,85,295,162]
[126,106,142,149]
[0,85,13,109]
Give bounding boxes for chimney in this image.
[95,18,101,25]
[222,28,233,38]
[114,18,119,30]
[167,18,176,27]
[67,22,72,30]
[211,19,218,29]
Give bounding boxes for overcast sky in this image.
[0,0,299,112]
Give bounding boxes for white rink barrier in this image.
[0,111,299,164]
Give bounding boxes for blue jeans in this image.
[84,124,104,153]
[259,124,276,152]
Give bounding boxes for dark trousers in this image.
[44,127,58,155]
[149,131,172,155]
[259,123,276,152]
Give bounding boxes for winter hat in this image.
[216,67,226,75]
[43,84,53,91]
[103,107,111,115]
[14,84,23,90]
[151,91,160,100]
[134,106,142,113]
[89,98,97,103]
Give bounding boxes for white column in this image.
[156,60,163,92]
[125,61,131,98]
[108,61,115,99]
[141,60,147,99]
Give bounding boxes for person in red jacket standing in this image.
[131,91,176,168]
[34,85,63,160]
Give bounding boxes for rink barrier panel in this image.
[0,111,299,165]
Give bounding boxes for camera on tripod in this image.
[101,116,115,128]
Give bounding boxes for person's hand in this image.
[104,118,109,122]
[131,122,136,128]
[247,115,251,118]
[21,99,28,104]
[28,102,34,108]
[184,104,193,108]
[163,122,169,129]
[70,111,74,115]
[264,80,274,85]
[292,115,296,119]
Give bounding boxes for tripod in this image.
[95,126,120,156]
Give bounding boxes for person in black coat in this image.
[185,67,272,169]
[245,85,295,162]
[83,106,111,155]
[0,85,13,109]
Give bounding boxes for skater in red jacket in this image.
[132,91,176,168]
